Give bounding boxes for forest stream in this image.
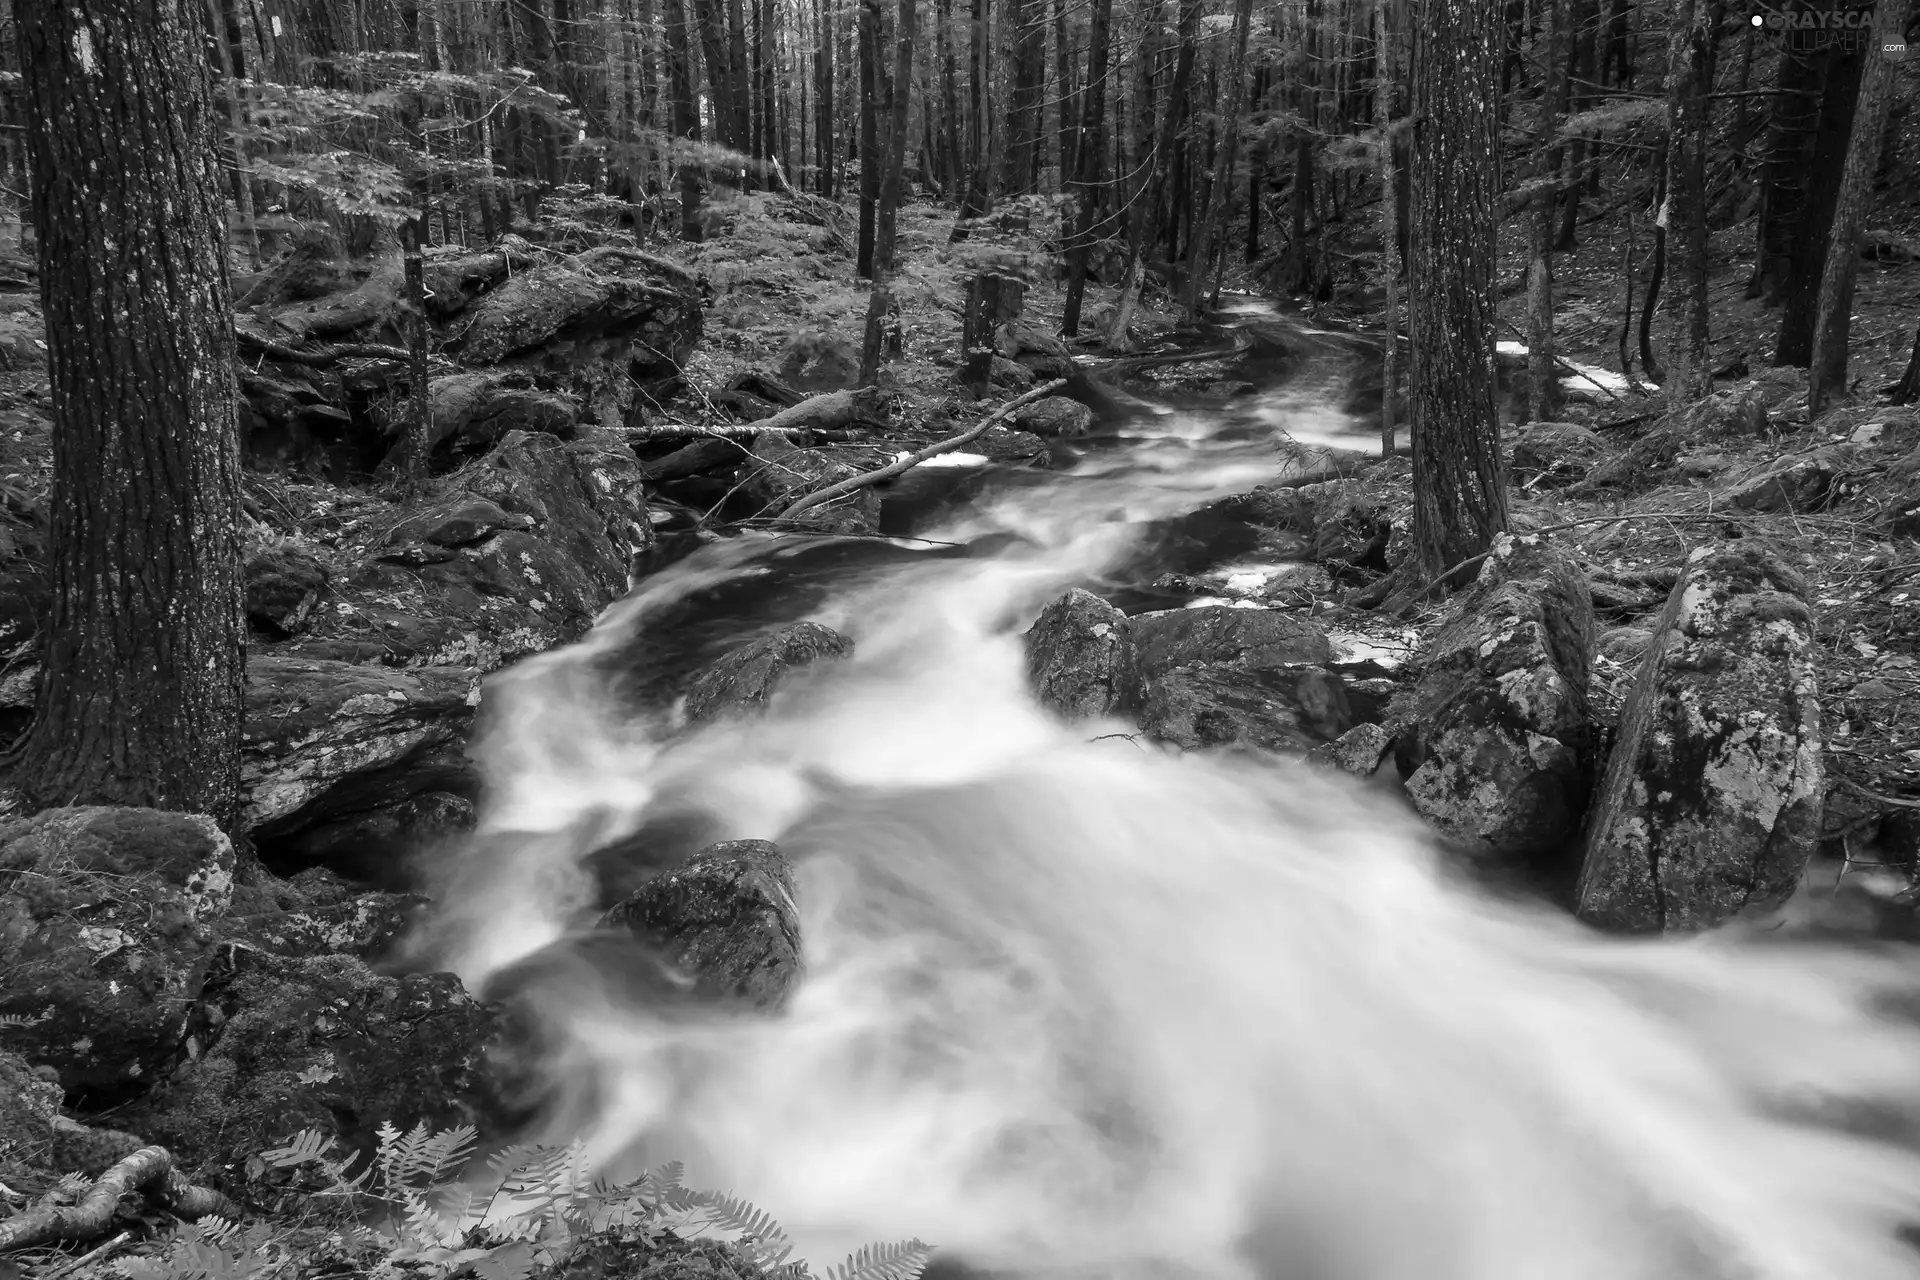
[404,311,1920,1280]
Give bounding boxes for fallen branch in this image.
[0,1147,239,1251]
[236,327,416,367]
[778,380,1067,520]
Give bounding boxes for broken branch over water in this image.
[776,379,1069,521]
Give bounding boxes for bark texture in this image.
[10,0,246,824]
[1407,0,1507,583]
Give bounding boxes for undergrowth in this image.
[122,1123,931,1280]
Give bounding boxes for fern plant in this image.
[193,1123,936,1280]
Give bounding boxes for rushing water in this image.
[415,336,1920,1280]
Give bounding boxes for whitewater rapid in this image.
[415,392,1920,1280]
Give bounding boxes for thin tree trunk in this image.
[857,0,882,275]
[1376,0,1401,456]
[1521,0,1569,422]
[861,0,918,383]
[8,0,246,822]
[1659,0,1712,405]
[667,0,707,237]
[948,0,990,238]
[1408,0,1507,586]
[1061,0,1116,334]
[1180,0,1254,317]
[1808,0,1901,415]
[1774,39,1865,365]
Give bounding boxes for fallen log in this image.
[0,1146,239,1250]
[777,380,1067,521]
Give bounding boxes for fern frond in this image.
[260,1128,336,1169]
[825,1240,934,1280]
[413,1123,478,1187]
[686,1190,793,1265]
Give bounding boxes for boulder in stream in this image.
[1011,396,1096,440]
[1124,606,1348,753]
[1025,589,1131,720]
[683,622,854,724]
[599,839,802,1011]
[1576,541,1823,934]
[1388,533,1595,862]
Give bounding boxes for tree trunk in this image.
[857,0,882,275]
[667,0,706,238]
[1747,23,1826,303]
[728,0,752,170]
[861,0,918,383]
[816,0,835,194]
[1521,0,1569,422]
[1890,328,1920,406]
[9,0,246,823]
[694,0,737,150]
[948,0,990,237]
[1180,0,1254,317]
[963,273,1025,394]
[1061,0,1116,334]
[403,210,432,490]
[1376,0,1402,456]
[1408,0,1506,585]
[1774,41,1865,364]
[1808,0,1901,415]
[1660,0,1712,404]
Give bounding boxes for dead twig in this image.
[0,1148,238,1251]
[776,380,1068,521]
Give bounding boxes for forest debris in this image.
[776,380,1067,521]
[0,1147,239,1250]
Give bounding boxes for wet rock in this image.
[455,247,704,429]
[743,432,881,534]
[1025,589,1132,720]
[221,866,426,960]
[1297,480,1392,571]
[599,839,802,1010]
[1511,423,1606,487]
[1388,534,1595,862]
[125,946,504,1166]
[548,1235,774,1280]
[1306,722,1394,777]
[988,356,1037,392]
[0,1049,146,1176]
[281,432,654,672]
[245,546,330,636]
[0,808,234,1093]
[1722,448,1849,514]
[264,791,476,883]
[1682,384,1773,437]
[683,623,854,724]
[415,372,576,460]
[1596,625,1655,666]
[1011,396,1096,440]
[385,496,525,550]
[778,332,860,393]
[1126,607,1347,753]
[241,657,479,841]
[1576,542,1823,934]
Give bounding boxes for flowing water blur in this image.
[415,363,1920,1280]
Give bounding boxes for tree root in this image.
[776,380,1067,521]
[0,1147,240,1251]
